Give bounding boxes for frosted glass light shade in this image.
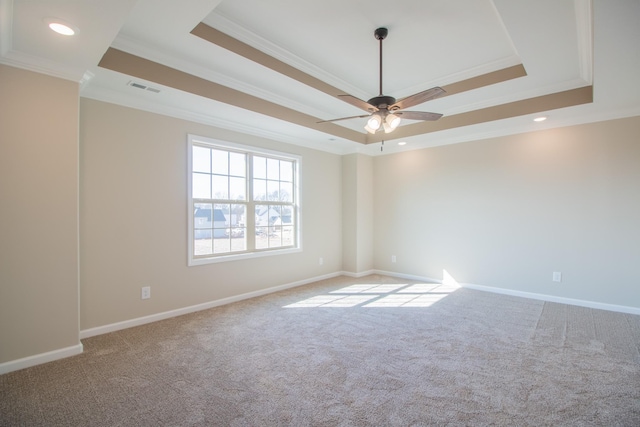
[367,114,382,129]
[386,113,401,129]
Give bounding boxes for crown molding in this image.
[81,84,356,155]
[397,54,523,100]
[204,12,369,100]
[0,49,86,82]
[0,0,87,83]
[110,33,336,120]
[365,104,640,156]
[575,0,594,84]
[0,0,13,56]
[440,77,590,116]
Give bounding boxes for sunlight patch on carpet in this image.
[284,281,460,308]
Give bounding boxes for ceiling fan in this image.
[319,27,446,134]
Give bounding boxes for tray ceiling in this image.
[2,0,639,155]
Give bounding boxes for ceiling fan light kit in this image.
[386,113,401,130]
[320,27,445,136]
[367,114,382,131]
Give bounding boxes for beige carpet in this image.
[2,274,639,426]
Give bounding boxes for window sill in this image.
[188,246,302,266]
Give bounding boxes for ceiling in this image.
[1,0,639,155]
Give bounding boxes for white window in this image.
[188,134,301,265]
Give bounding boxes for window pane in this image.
[230,204,245,227]
[194,204,212,230]
[282,226,294,246]
[255,226,268,249]
[189,135,299,263]
[213,204,229,225]
[194,234,213,256]
[211,204,229,250]
[255,205,268,227]
[267,158,279,180]
[231,235,246,251]
[230,177,246,201]
[194,203,214,254]
[268,226,282,247]
[281,207,293,226]
[253,178,266,201]
[192,146,210,173]
[229,152,246,177]
[230,204,246,251]
[211,149,228,175]
[212,175,228,199]
[269,205,281,224]
[270,205,282,218]
[280,160,293,182]
[214,237,231,254]
[192,173,211,199]
[280,182,293,202]
[253,156,266,179]
[267,180,279,201]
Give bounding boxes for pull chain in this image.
[381,140,384,152]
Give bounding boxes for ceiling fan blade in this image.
[390,87,446,111]
[395,111,443,121]
[338,95,378,112]
[317,114,371,124]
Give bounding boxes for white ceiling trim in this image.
[360,102,640,157]
[110,33,339,120]
[0,48,85,82]
[440,77,591,117]
[80,70,95,90]
[391,55,523,100]
[575,0,594,84]
[0,0,83,80]
[81,84,356,156]
[205,11,525,102]
[0,0,13,57]
[204,12,369,100]
[451,105,640,149]
[489,0,520,56]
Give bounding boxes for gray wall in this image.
[373,116,640,308]
[79,98,343,330]
[0,65,80,364]
[342,153,373,274]
[2,61,639,371]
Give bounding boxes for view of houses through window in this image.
[188,135,299,264]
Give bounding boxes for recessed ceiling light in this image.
[533,116,547,122]
[398,142,407,146]
[45,18,78,36]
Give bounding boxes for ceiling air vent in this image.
[127,81,161,93]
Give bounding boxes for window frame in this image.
[187,134,302,266]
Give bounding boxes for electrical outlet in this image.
[319,257,324,266]
[391,255,396,263]
[141,286,151,299]
[552,272,562,283]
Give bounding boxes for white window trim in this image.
[187,134,302,266]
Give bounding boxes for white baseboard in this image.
[460,282,640,316]
[80,272,342,339]
[341,269,377,278]
[79,270,640,340]
[6,271,639,375]
[371,269,640,315]
[0,343,83,375]
[372,269,443,284]
[80,270,640,340]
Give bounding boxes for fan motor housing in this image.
[367,95,397,110]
